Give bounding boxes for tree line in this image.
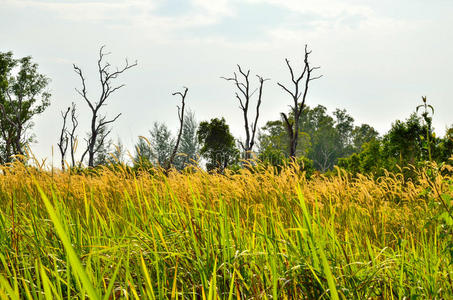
[0,46,451,174]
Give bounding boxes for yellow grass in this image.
[0,159,452,299]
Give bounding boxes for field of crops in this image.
[0,160,452,299]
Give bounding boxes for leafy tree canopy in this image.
[197,117,239,172]
[0,51,50,163]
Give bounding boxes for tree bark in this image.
[166,87,188,171]
[73,46,136,167]
[277,45,321,160]
[222,66,267,160]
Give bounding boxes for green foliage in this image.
[258,145,287,167]
[197,117,239,172]
[438,125,453,161]
[150,122,175,166]
[134,122,175,168]
[333,108,355,155]
[0,51,50,163]
[338,139,383,175]
[382,113,426,165]
[93,125,112,167]
[351,123,379,152]
[134,136,154,169]
[109,138,126,165]
[339,112,452,176]
[258,147,314,176]
[174,110,200,170]
[133,116,201,171]
[259,119,311,158]
[259,105,378,172]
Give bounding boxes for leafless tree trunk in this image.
[57,103,79,169]
[317,146,334,172]
[277,45,321,159]
[73,45,137,167]
[166,87,188,170]
[222,65,267,160]
[69,103,78,167]
[57,107,70,170]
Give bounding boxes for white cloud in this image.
[192,0,234,17]
[248,0,373,18]
[5,0,155,23]
[5,0,235,27]
[3,0,239,42]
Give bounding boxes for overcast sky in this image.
[1,0,452,163]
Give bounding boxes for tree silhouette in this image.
[73,45,137,167]
[166,87,188,170]
[277,45,321,159]
[222,65,267,160]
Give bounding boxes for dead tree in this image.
[73,46,137,167]
[277,45,321,159]
[166,87,188,170]
[69,103,78,167]
[57,107,70,170]
[222,65,267,160]
[57,103,78,169]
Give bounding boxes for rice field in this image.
[0,159,452,299]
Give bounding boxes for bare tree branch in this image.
[166,87,188,171]
[222,65,267,160]
[73,65,94,111]
[69,103,78,167]
[57,106,70,170]
[73,46,137,167]
[277,44,321,158]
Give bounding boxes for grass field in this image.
[0,160,452,299]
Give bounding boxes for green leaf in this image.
[34,180,100,300]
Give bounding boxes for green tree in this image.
[134,122,175,168]
[0,51,51,163]
[174,110,199,169]
[438,125,453,161]
[333,108,355,157]
[197,118,239,172]
[134,137,153,168]
[259,119,311,156]
[109,138,126,165]
[150,122,175,167]
[258,120,289,167]
[299,105,340,171]
[382,113,426,165]
[93,125,112,166]
[339,112,446,176]
[259,105,378,171]
[338,139,383,175]
[351,124,379,152]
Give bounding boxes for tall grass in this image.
[0,159,452,299]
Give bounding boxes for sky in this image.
[1,0,453,163]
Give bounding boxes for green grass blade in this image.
[35,181,100,300]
